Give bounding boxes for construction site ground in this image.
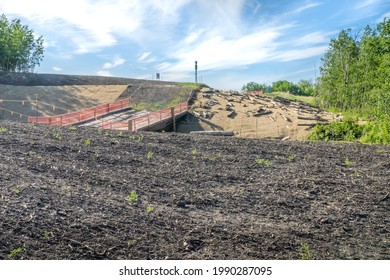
[0,120,389,260]
[178,89,337,140]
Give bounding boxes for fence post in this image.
[128,120,133,132]
[171,107,176,132]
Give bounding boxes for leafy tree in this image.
[297,79,314,96]
[0,14,44,75]
[272,80,292,93]
[242,81,272,93]
[316,18,390,118]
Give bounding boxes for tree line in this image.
[0,14,44,75]
[242,79,314,96]
[317,18,389,118]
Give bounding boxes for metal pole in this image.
[195,61,198,84]
[36,93,39,122]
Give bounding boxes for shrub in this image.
[308,118,363,142]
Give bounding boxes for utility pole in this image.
[195,61,198,84]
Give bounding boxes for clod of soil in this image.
[0,120,389,260]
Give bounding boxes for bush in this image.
[361,116,390,144]
[308,118,363,142]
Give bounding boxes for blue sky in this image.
[1,0,389,89]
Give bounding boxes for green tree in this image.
[297,79,314,96]
[317,29,359,111]
[272,80,292,93]
[316,18,390,118]
[242,81,272,92]
[0,14,44,75]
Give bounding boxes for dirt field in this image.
[0,120,389,260]
[178,89,337,140]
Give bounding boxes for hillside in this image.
[0,120,389,260]
[0,74,193,122]
[178,89,337,140]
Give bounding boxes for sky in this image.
[1,0,389,90]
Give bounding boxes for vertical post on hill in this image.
[171,107,176,132]
[35,93,39,122]
[128,119,134,132]
[195,61,198,84]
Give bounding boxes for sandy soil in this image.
[0,85,128,121]
[178,89,338,140]
[0,120,389,260]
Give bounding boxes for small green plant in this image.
[28,151,37,157]
[354,170,360,177]
[13,188,21,195]
[256,158,271,166]
[85,184,91,192]
[192,149,198,155]
[146,204,154,213]
[208,156,217,161]
[288,154,297,161]
[117,131,125,137]
[8,247,23,258]
[127,240,137,246]
[83,138,91,146]
[0,127,7,133]
[345,158,355,166]
[299,243,313,260]
[376,148,386,153]
[43,231,50,240]
[68,125,78,131]
[53,133,62,140]
[147,151,154,159]
[128,191,138,202]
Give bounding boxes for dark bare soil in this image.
[0,120,389,260]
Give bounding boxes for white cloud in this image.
[52,67,62,72]
[0,0,191,54]
[377,12,390,23]
[355,0,381,9]
[273,46,329,62]
[290,1,322,14]
[138,52,152,62]
[102,56,126,69]
[184,30,204,44]
[291,31,332,46]
[97,70,113,77]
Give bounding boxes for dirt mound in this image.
[0,84,129,122]
[178,89,338,140]
[0,74,193,122]
[0,120,389,260]
[0,73,139,86]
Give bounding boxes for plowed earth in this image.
[0,120,389,260]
